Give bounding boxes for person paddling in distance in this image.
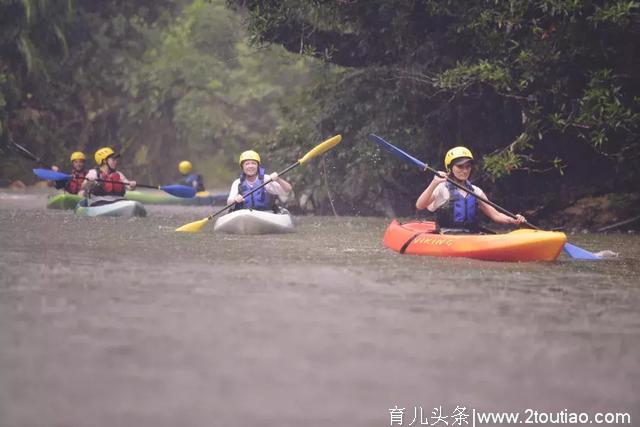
[415,146,526,233]
[81,147,137,207]
[178,160,205,192]
[227,150,292,212]
[49,151,88,195]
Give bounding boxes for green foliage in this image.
[228,0,640,214]
[1,0,321,189]
[126,0,320,185]
[591,1,639,25]
[436,61,513,92]
[1,0,175,181]
[2,0,639,216]
[483,133,531,179]
[576,69,639,149]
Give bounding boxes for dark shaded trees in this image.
[1,0,318,186]
[0,0,177,181]
[230,0,640,215]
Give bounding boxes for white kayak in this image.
[213,209,295,234]
[75,200,147,218]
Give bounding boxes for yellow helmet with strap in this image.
[444,146,474,170]
[94,147,117,165]
[239,150,261,166]
[179,160,193,174]
[70,151,86,162]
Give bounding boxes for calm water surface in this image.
[1,190,639,427]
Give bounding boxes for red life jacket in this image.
[65,170,87,194]
[92,168,126,196]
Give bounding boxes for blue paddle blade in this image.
[33,168,72,181]
[159,185,197,198]
[368,134,427,170]
[563,243,601,260]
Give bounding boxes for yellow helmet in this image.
[94,147,118,165]
[444,146,474,170]
[179,160,193,175]
[70,151,86,162]
[238,150,261,166]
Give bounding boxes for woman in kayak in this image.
[415,146,526,233]
[49,151,87,195]
[178,160,205,192]
[227,150,292,211]
[81,147,137,206]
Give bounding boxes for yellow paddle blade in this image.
[175,217,209,233]
[298,134,342,165]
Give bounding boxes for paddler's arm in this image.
[227,179,240,205]
[49,165,65,188]
[266,172,292,193]
[416,172,447,210]
[193,175,204,190]
[119,172,136,190]
[81,169,98,192]
[477,198,526,225]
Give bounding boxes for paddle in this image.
[33,168,196,198]
[368,133,601,260]
[175,134,343,232]
[8,140,50,167]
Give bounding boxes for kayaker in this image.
[415,146,526,233]
[81,147,137,206]
[227,150,292,211]
[178,160,205,192]
[49,151,87,195]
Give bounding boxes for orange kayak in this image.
[383,220,567,262]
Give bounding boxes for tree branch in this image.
[229,0,399,67]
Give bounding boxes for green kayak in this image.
[46,193,83,209]
[46,190,226,210]
[123,190,227,205]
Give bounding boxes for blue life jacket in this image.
[180,173,205,192]
[436,180,478,231]
[236,166,271,211]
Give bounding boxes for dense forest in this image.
[2,0,639,222]
[0,0,322,185]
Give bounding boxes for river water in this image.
[1,189,639,427]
